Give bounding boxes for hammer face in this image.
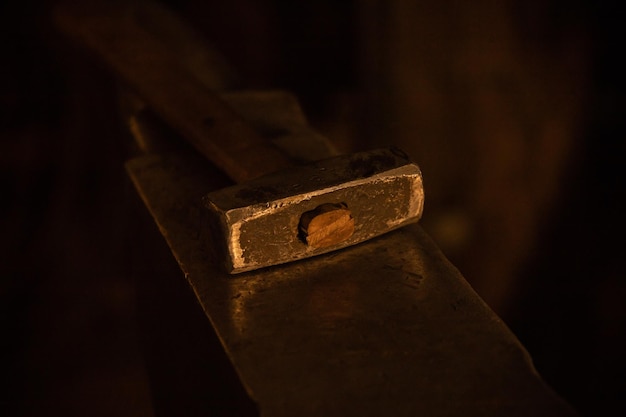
[204,148,424,274]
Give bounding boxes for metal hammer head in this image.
[204,148,424,274]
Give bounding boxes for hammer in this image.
[56,1,424,273]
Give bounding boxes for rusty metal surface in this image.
[126,149,577,417]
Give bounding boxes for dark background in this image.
[2,0,624,416]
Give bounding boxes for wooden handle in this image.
[56,1,292,183]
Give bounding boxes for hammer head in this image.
[204,148,424,274]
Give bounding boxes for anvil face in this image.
[204,148,424,274]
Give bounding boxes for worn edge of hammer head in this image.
[203,148,424,274]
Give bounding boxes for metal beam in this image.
[127,147,577,416]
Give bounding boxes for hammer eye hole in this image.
[298,203,355,249]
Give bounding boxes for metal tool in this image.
[55,1,424,273]
[205,148,422,272]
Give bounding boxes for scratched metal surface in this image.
[126,150,577,417]
[205,148,423,273]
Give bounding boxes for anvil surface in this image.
[127,149,577,417]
